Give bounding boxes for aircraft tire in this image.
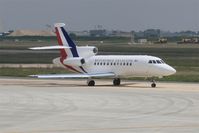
[113,78,121,86]
[151,83,156,88]
[88,80,95,86]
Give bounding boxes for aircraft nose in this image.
[169,66,176,75]
[165,65,176,76]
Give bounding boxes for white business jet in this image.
[30,23,176,87]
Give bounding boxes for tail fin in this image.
[54,23,79,59]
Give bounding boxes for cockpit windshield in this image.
[148,60,165,64]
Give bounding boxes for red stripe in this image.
[60,58,81,73]
[64,65,81,73]
[55,27,67,59]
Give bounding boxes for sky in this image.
[0,0,199,32]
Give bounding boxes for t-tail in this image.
[54,23,79,59]
[54,23,98,68]
[30,23,98,73]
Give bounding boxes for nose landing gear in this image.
[151,79,156,88]
[151,82,156,88]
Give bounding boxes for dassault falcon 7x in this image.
[30,23,176,87]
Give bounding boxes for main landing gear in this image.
[113,78,121,86]
[87,79,95,86]
[87,78,121,86]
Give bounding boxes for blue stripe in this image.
[61,27,79,57]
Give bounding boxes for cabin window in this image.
[126,63,129,66]
[152,60,156,64]
[130,63,132,66]
[123,63,126,66]
[148,60,152,64]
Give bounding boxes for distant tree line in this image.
[1,29,199,43]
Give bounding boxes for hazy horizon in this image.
[1,0,199,32]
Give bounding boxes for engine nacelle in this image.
[53,57,85,66]
[52,46,98,66]
[63,57,85,66]
[77,46,98,58]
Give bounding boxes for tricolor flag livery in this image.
[30,23,176,87]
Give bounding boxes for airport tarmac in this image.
[0,78,199,133]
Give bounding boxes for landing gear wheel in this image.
[113,78,121,86]
[87,80,95,86]
[151,83,156,88]
[150,78,156,88]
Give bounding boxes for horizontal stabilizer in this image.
[29,46,71,50]
[54,23,65,27]
[30,73,115,79]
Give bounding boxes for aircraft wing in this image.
[30,73,115,79]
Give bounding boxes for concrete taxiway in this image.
[0,78,199,133]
